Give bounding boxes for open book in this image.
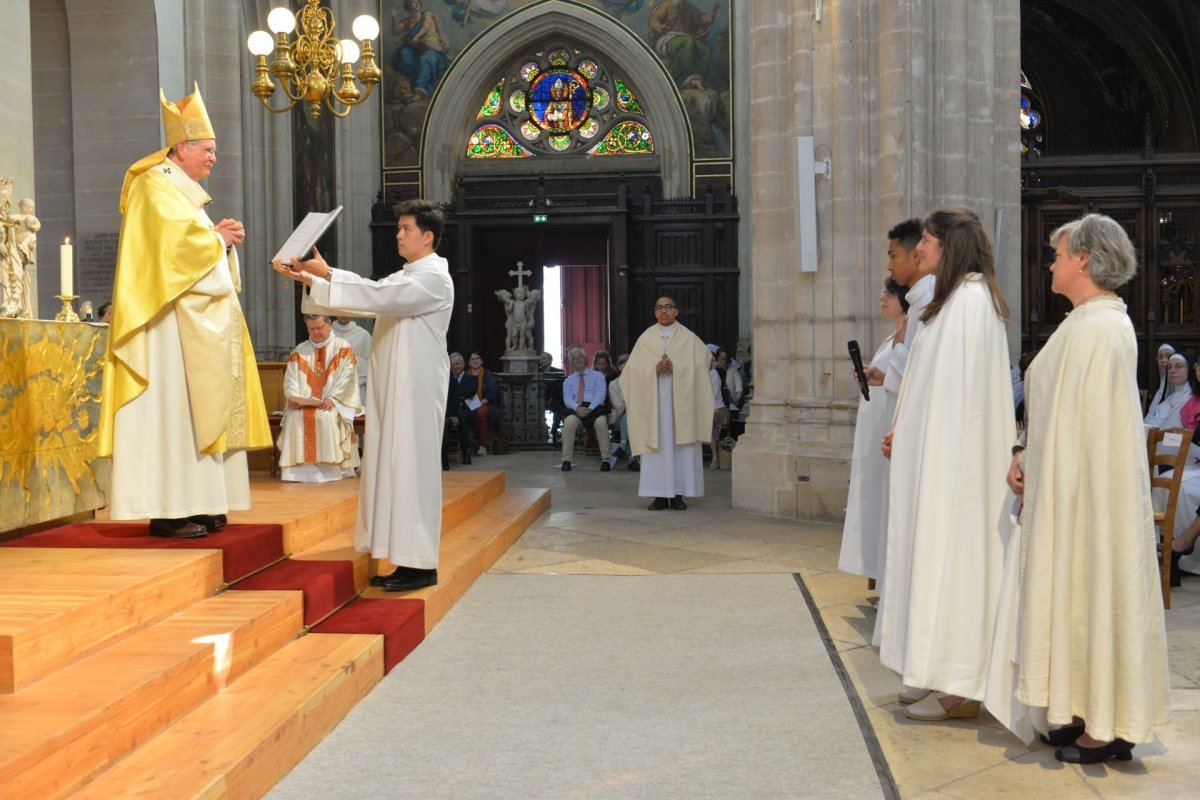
[272,206,343,263]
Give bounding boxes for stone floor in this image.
[474,450,1200,799]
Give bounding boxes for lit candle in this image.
[61,237,73,296]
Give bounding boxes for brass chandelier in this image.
[247,1,381,118]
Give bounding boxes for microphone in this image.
[848,340,870,401]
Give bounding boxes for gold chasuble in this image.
[98,161,270,457]
[624,322,714,456]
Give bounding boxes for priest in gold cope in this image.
[98,84,271,539]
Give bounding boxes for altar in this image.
[0,319,110,533]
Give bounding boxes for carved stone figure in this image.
[0,179,34,319]
[495,283,542,353]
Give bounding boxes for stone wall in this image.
[733,0,1021,521]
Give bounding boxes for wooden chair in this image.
[1147,427,1193,608]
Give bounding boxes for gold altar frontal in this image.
[0,319,110,533]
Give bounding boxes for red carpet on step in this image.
[313,598,425,673]
[0,522,284,583]
[233,559,357,626]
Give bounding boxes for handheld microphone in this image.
[848,340,870,401]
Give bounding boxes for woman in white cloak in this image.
[838,277,908,582]
[877,207,1016,722]
[987,213,1169,764]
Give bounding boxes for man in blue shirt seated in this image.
[560,347,616,472]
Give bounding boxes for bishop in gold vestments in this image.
[98,85,270,537]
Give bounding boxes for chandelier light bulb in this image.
[351,15,379,41]
[247,30,275,56]
[266,7,297,34]
[339,39,361,64]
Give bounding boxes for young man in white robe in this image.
[332,316,372,409]
[274,199,454,593]
[859,219,931,663]
[624,296,714,510]
[878,207,1016,722]
[277,314,363,483]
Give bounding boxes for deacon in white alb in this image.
[274,199,454,593]
[623,296,714,510]
[277,314,363,483]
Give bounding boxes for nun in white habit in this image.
[1144,342,1178,423]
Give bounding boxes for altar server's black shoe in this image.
[381,568,438,592]
[370,567,409,587]
[188,514,226,532]
[670,496,688,510]
[648,497,669,511]
[150,518,208,539]
[1055,738,1133,764]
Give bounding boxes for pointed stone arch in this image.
[419,0,693,202]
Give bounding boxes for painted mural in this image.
[381,0,731,167]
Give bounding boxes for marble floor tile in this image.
[509,558,657,576]
[549,537,734,574]
[489,546,587,571]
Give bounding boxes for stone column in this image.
[733,0,1020,521]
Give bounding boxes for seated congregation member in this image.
[332,315,372,409]
[838,277,908,582]
[1153,350,1200,583]
[877,207,1014,722]
[1145,342,1178,420]
[986,213,1169,764]
[447,352,474,463]
[560,347,616,471]
[608,353,639,471]
[1145,350,1192,429]
[277,314,364,483]
[708,352,729,470]
[462,351,498,456]
[539,351,566,442]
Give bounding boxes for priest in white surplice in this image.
[277,314,363,483]
[986,213,1168,763]
[878,207,1016,722]
[624,296,714,510]
[274,200,454,593]
[98,84,271,540]
[332,316,372,409]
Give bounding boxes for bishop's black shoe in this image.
[381,567,438,592]
[1039,723,1086,747]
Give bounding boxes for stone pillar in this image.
[733,0,1020,521]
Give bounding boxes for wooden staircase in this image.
[0,471,549,799]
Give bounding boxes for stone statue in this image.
[0,178,34,319]
[13,198,40,317]
[495,283,542,353]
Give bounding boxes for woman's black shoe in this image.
[1039,723,1086,747]
[1055,738,1134,764]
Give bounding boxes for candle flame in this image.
[65,237,71,245]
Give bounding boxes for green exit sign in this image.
[532,214,548,223]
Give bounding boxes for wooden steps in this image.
[67,633,382,800]
[0,548,222,692]
[3,470,547,799]
[0,591,301,800]
[366,486,552,631]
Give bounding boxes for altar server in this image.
[275,200,453,593]
[877,207,1016,721]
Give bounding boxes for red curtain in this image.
[560,265,609,362]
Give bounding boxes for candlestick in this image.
[54,294,80,323]
[61,237,74,296]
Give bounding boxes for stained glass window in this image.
[1020,70,1044,157]
[476,79,504,120]
[587,121,653,155]
[467,124,533,158]
[466,44,654,158]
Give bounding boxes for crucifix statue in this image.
[495,260,541,353]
